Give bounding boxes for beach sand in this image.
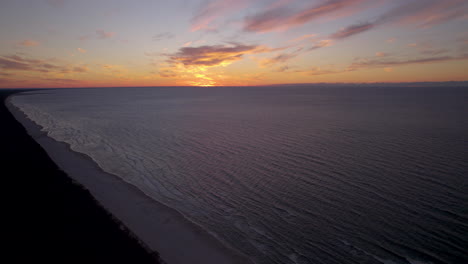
[5,89,251,264]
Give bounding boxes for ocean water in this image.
[11,86,468,264]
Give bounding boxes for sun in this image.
[187,79,217,87]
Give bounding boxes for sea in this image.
[10,85,468,264]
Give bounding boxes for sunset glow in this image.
[1,0,467,88]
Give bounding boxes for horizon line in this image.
[2,81,468,89]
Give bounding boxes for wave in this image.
[10,87,468,264]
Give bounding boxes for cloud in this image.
[289,34,317,42]
[314,1,468,49]
[72,66,88,73]
[0,57,32,71]
[258,47,305,67]
[308,39,334,51]
[419,49,449,56]
[161,42,277,86]
[293,53,468,77]
[96,29,115,39]
[457,33,468,44]
[304,66,349,76]
[99,64,128,76]
[0,72,14,77]
[159,69,178,78]
[386,38,396,43]
[18,40,40,47]
[275,65,291,72]
[376,52,386,57]
[80,30,116,41]
[0,54,89,74]
[77,48,87,53]
[152,32,174,41]
[290,0,362,25]
[166,43,267,67]
[259,52,299,67]
[378,0,468,27]
[329,22,374,39]
[349,54,468,70]
[41,77,81,83]
[243,7,292,32]
[191,0,249,32]
[79,35,91,41]
[243,0,364,33]
[407,42,449,55]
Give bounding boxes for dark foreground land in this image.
[2,89,160,263]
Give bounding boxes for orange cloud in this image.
[18,40,40,47]
[77,48,87,53]
[161,43,278,86]
[376,52,386,57]
[42,77,81,83]
[307,69,340,76]
[289,34,317,42]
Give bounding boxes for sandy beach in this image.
[5,90,251,264]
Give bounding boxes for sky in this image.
[0,0,467,87]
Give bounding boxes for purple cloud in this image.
[330,22,374,39]
[0,54,89,74]
[166,43,265,67]
[244,0,364,32]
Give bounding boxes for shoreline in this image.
[6,91,251,264]
[1,89,160,263]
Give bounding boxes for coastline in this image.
[6,91,251,264]
[1,89,160,264]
